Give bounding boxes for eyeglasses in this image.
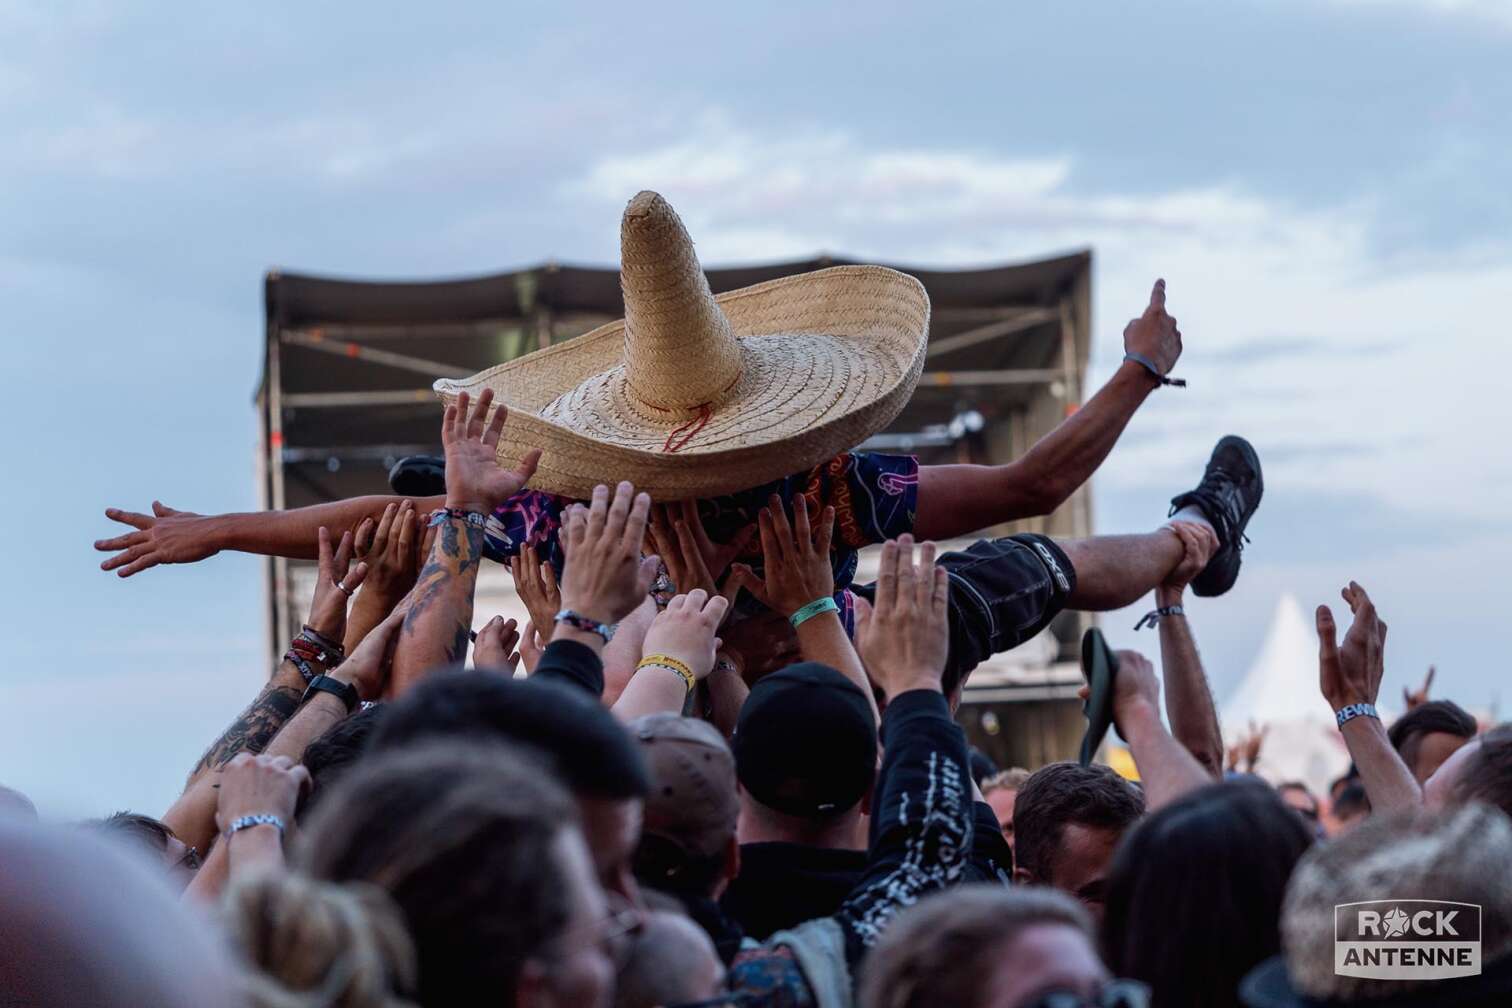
[1023,979,1150,1008]
[176,846,202,872]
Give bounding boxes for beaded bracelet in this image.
[638,654,696,693]
[790,596,840,629]
[428,507,489,529]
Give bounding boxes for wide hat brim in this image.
[435,264,929,500]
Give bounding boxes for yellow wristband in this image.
[638,654,695,693]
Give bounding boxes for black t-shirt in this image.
[721,843,868,940]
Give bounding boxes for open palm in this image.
[443,388,542,513]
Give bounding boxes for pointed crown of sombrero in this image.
[435,191,930,500]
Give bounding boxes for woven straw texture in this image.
[435,192,929,500]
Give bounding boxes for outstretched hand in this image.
[95,501,216,578]
[1404,666,1435,710]
[1159,520,1219,601]
[307,526,368,643]
[648,500,753,604]
[1122,278,1183,377]
[641,590,729,681]
[558,482,660,626]
[443,388,542,514]
[856,535,950,699]
[474,615,522,674]
[739,495,836,620]
[510,544,561,643]
[1317,581,1388,711]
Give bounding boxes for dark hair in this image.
[1012,762,1144,881]
[859,885,1092,1008]
[368,670,648,799]
[1103,780,1313,1008]
[1332,782,1371,820]
[1452,723,1512,819]
[87,812,172,857]
[297,740,579,1006]
[1275,781,1318,819]
[298,703,387,819]
[1388,700,1477,773]
[968,748,999,788]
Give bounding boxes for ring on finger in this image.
[335,579,353,597]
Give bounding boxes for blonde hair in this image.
[981,768,1031,796]
[223,870,418,1008]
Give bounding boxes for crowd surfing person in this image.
[0,190,1494,1006]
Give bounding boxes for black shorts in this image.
[854,534,1076,692]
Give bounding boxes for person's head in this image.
[1425,722,1512,820]
[1257,803,1512,1004]
[0,783,36,819]
[628,713,740,901]
[299,740,626,1008]
[614,909,724,1008]
[369,671,649,903]
[0,816,240,1007]
[969,748,1000,788]
[860,884,1142,1008]
[1387,700,1477,783]
[982,768,1031,848]
[1012,762,1145,921]
[1275,781,1321,834]
[1327,781,1371,836]
[1103,780,1312,1007]
[733,662,877,849]
[224,872,418,1007]
[298,701,387,818]
[84,811,200,890]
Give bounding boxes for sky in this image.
[2,0,1509,818]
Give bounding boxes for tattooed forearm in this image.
[188,682,302,779]
[390,517,488,693]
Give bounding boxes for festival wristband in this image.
[789,596,840,629]
[1133,605,1184,630]
[428,507,489,529]
[284,649,318,684]
[1124,352,1187,388]
[225,814,285,840]
[555,610,616,642]
[1335,703,1379,729]
[638,655,696,693]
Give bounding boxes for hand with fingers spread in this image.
[1122,278,1183,378]
[856,535,950,698]
[557,482,660,628]
[509,544,561,642]
[307,526,368,643]
[1404,666,1436,710]
[443,388,542,514]
[739,494,837,620]
[1158,520,1219,604]
[648,500,755,599]
[353,500,423,601]
[95,500,218,578]
[474,616,522,674]
[1317,581,1388,711]
[641,590,730,681]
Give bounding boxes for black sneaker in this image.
[1168,435,1263,597]
[388,455,446,497]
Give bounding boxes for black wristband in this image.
[1124,352,1187,388]
[303,674,360,713]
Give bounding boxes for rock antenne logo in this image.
[1335,900,1481,981]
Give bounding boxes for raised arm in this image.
[1317,582,1421,814]
[163,527,367,854]
[612,590,729,721]
[342,501,427,653]
[183,753,309,905]
[388,389,540,692]
[739,494,879,728]
[1151,521,1224,778]
[914,279,1181,539]
[1109,649,1211,812]
[95,494,443,578]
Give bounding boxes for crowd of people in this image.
[8,192,1511,1007]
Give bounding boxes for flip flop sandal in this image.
[1079,627,1120,766]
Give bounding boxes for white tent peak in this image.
[1221,593,1328,731]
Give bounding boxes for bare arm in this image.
[1317,583,1422,815]
[96,494,443,577]
[387,389,541,693]
[1112,649,1211,812]
[1153,523,1224,778]
[914,280,1182,540]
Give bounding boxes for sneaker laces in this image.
[1173,466,1251,552]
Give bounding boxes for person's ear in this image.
[1013,866,1036,886]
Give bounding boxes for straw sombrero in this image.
[434,191,930,500]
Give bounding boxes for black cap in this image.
[733,662,877,818]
